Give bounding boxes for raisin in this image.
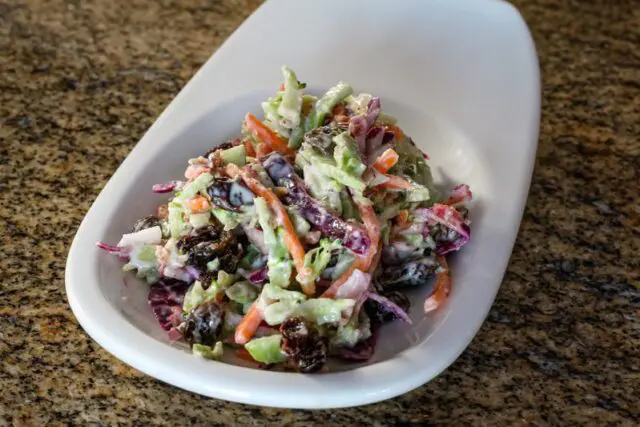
[302,125,346,156]
[365,291,411,324]
[177,226,243,272]
[207,178,254,211]
[202,139,237,158]
[378,258,437,289]
[280,317,327,373]
[157,204,169,220]
[132,215,160,232]
[183,301,225,346]
[207,178,237,211]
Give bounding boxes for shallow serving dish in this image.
[66,0,539,408]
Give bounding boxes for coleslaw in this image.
[98,66,472,372]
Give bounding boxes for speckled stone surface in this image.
[1,0,639,425]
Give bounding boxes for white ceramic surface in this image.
[66,0,540,408]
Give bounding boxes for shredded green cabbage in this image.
[301,239,341,283]
[245,335,286,365]
[225,281,258,304]
[192,342,224,360]
[306,82,353,130]
[189,212,211,229]
[123,244,159,283]
[297,298,355,325]
[255,197,291,288]
[183,271,237,312]
[333,132,366,177]
[331,311,372,349]
[220,145,246,166]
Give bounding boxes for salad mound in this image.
[98,66,472,372]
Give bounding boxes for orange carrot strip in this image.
[372,148,399,174]
[185,195,210,213]
[234,303,264,345]
[396,209,409,226]
[278,83,285,92]
[367,242,383,275]
[228,165,314,294]
[357,201,381,269]
[423,256,451,313]
[386,124,405,141]
[256,143,271,157]
[377,174,414,190]
[440,197,462,206]
[243,138,256,157]
[244,113,295,157]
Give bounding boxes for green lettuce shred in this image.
[192,342,224,360]
[245,335,286,365]
[306,82,353,130]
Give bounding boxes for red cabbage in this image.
[262,154,371,255]
[414,204,471,255]
[450,183,472,202]
[348,97,390,162]
[184,265,201,281]
[367,293,412,324]
[96,242,124,253]
[247,266,268,285]
[152,181,182,193]
[339,323,379,361]
[147,278,190,331]
[96,242,130,261]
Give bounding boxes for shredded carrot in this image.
[273,186,288,198]
[386,124,405,141]
[243,138,256,157]
[357,201,381,269]
[377,174,413,190]
[396,209,409,226]
[332,103,346,116]
[372,148,399,173]
[367,242,383,275]
[234,303,264,345]
[440,197,463,206]
[256,143,271,157]
[423,256,451,313]
[244,113,295,156]
[185,195,210,213]
[228,165,314,294]
[278,83,285,92]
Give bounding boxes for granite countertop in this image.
[1,0,638,424]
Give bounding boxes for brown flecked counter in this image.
[1,0,638,424]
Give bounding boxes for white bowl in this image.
[65,0,539,408]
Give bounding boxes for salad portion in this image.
[98,66,472,373]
